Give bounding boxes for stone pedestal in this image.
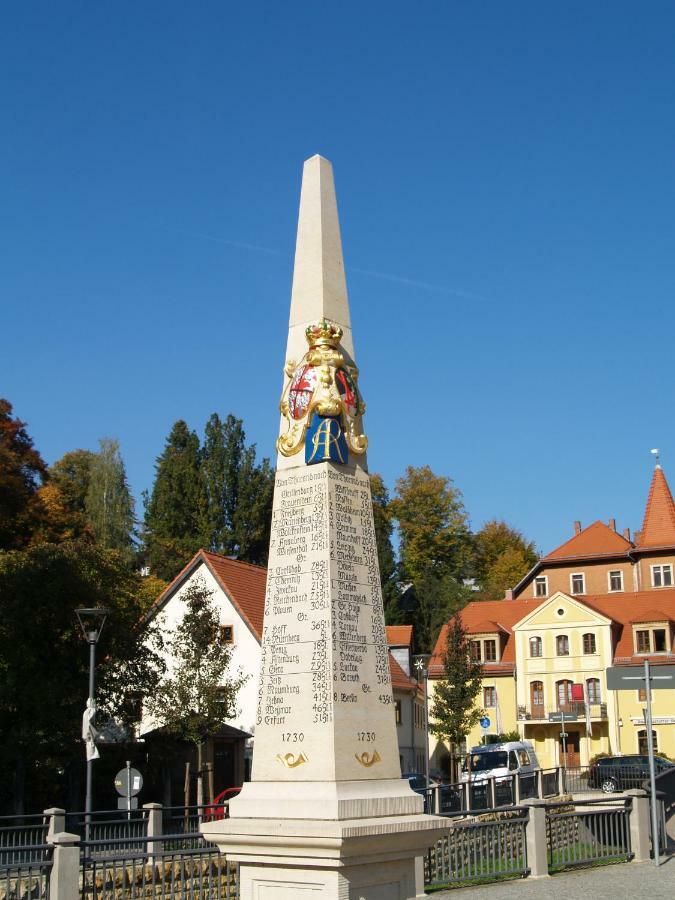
[203,814,446,899]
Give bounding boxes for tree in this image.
[37,449,95,541]
[143,421,209,580]
[390,466,471,585]
[144,579,247,805]
[0,399,47,549]
[85,439,135,559]
[370,473,398,619]
[0,540,163,813]
[407,572,474,654]
[472,521,537,601]
[429,614,484,780]
[202,413,274,563]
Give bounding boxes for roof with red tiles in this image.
[578,590,675,663]
[543,520,633,562]
[636,466,675,550]
[629,608,673,624]
[466,620,508,634]
[389,653,421,693]
[386,625,413,647]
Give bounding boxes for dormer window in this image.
[651,564,673,588]
[634,625,670,654]
[484,640,496,661]
[469,636,500,663]
[534,576,548,597]
[570,573,585,595]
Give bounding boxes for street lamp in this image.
[413,653,432,802]
[75,607,109,840]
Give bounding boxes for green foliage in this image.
[0,540,163,813]
[143,421,210,580]
[482,731,521,745]
[402,572,474,654]
[43,449,95,540]
[390,465,472,585]
[145,579,247,747]
[0,399,48,549]
[85,439,135,559]
[429,614,484,747]
[370,473,398,619]
[472,521,537,601]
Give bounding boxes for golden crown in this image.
[305,318,343,349]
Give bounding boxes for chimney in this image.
[609,518,616,532]
[623,527,631,541]
[504,589,514,601]
[574,521,582,535]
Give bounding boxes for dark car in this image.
[402,772,461,814]
[588,755,674,793]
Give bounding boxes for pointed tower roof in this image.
[635,465,675,549]
[543,520,633,561]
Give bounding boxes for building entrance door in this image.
[559,730,580,766]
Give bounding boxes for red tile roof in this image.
[580,590,675,663]
[629,608,673,625]
[636,466,675,550]
[386,625,413,647]
[389,653,421,693]
[543,520,632,562]
[466,620,507,634]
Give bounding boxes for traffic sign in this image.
[479,716,491,729]
[114,766,143,797]
[606,664,675,691]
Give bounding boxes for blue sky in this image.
[3,2,675,554]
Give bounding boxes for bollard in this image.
[625,790,651,863]
[49,832,81,900]
[144,802,163,865]
[522,800,550,878]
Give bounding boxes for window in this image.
[583,633,596,654]
[529,636,542,657]
[651,564,673,588]
[470,640,481,662]
[123,692,143,722]
[395,699,402,724]
[483,640,497,662]
[556,680,573,709]
[556,634,570,656]
[534,576,548,597]
[609,570,623,592]
[636,630,651,653]
[518,749,531,766]
[508,751,518,771]
[483,687,497,707]
[654,629,667,652]
[531,681,544,709]
[638,729,659,755]
[219,625,234,644]
[571,573,585,594]
[586,678,601,704]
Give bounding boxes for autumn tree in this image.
[472,520,537,601]
[390,466,472,585]
[429,614,484,780]
[0,399,47,549]
[370,473,398,619]
[143,421,210,580]
[39,449,95,540]
[145,579,247,805]
[85,439,135,559]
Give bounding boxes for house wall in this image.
[635,553,675,591]
[394,690,426,773]
[518,560,633,599]
[615,677,675,759]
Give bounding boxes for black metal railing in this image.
[425,806,529,888]
[0,843,52,899]
[545,797,632,871]
[0,814,50,866]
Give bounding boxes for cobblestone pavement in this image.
[429,857,674,899]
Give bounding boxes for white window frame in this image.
[570,572,585,595]
[608,569,624,592]
[651,563,673,588]
[534,575,548,597]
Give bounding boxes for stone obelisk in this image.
[203,156,445,900]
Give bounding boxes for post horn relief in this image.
[277,318,368,464]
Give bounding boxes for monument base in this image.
[202,813,447,900]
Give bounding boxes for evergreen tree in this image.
[85,439,135,558]
[406,571,474,654]
[0,399,47,549]
[429,614,484,780]
[370,473,398,621]
[232,447,274,564]
[144,421,209,580]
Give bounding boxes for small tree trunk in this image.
[183,761,191,828]
[196,743,204,812]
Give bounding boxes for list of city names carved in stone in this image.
[252,462,399,781]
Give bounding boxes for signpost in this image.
[606,661,675,867]
[479,715,491,744]
[114,761,143,818]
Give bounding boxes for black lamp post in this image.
[413,653,432,801]
[75,607,109,840]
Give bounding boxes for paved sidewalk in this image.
[429,857,674,899]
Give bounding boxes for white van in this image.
[460,741,540,784]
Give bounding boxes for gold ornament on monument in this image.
[277,317,368,460]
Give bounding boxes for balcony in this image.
[517,702,607,721]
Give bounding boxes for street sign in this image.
[118,797,138,811]
[114,766,143,797]
[479,716,491,729]
[606,664,675,691]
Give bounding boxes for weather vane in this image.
[651,448,660,466]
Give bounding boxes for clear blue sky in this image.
[3,2,675,554]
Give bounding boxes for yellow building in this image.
[429,463,675,775]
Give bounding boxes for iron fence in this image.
[0,843,52,899]
[80,833,237,900]
[64,809,149,856]
[425,806,529,888]
[0,814,50,866]
[545,796,632,871]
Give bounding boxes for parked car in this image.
[205,786,242,820]
[588,755,674,793]
[459,741,541,807]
